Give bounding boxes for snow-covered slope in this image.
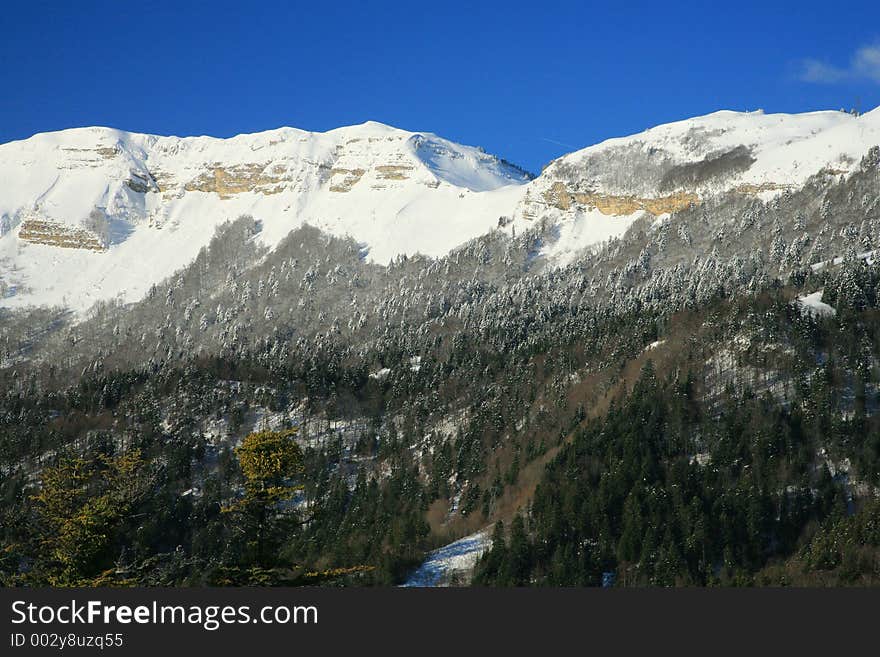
[2,107,879,312]
[0,122,530,311]
[402,529,491,587]
[513,107,880,263]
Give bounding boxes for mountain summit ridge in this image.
[509,106,880,264]
[1,106,879,311]
[0,120,531,310]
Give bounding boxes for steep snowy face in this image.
[512,108,880,264]
[0,122,531,311]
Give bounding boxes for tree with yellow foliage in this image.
[225,429,304,565]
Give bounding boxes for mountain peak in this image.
[0,120,531,311]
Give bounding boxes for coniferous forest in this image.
[2,147,880,587]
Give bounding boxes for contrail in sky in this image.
[540,137,577,149]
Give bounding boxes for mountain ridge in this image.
[0,120,531,310]
[2,106,879,312]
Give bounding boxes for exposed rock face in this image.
[329,168,366,192]
[18,219,106,251]
[733,182,791,195]
[183,163,290,199]
[125,172,154,194]
[375,164,413,180]
[542,181,699,216]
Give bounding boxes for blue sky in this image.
[1,1,878,172]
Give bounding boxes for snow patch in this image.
[401,530,491,587]
[797,290,836,317]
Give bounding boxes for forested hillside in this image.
[1,124,880,587]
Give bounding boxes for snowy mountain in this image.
[511,107,880,264]
[2,107,879,312]
[4,107,880,590]
[0,122,530,311]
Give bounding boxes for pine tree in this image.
[224,429,304,565]
[30,450,149,586]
